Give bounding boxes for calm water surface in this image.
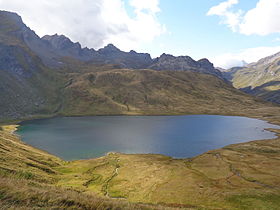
[17,115,280,160]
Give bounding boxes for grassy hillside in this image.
[57,140,280,209]
[59,68,273,117]
[226,54,280,104]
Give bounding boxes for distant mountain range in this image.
[0,10,274,122]
[224,51,280,104]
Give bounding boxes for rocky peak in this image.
[150,54,197,70]
[197,58,214,69]
[148,54,224,79]
[156,54,197,65]
[42,34,82,51]
[159,53,175,59]
[98,44,121,54]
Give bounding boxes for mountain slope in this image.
[0,10,276,123]
[225,52,280,103]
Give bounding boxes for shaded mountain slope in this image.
[0,11,63,121]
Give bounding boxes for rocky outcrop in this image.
[149,54,223,78]
[42,34,96,61]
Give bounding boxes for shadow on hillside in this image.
[240,81,280,104]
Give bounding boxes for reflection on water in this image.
[17,115,280,160]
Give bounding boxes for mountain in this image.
[0,10,275,122]
[0,11,63,121]
[224,52,280,103]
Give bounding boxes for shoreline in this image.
[5,113,280,162]
[1,113,280,208]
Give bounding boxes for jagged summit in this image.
[98,43,121,53]
[42,34,82,53]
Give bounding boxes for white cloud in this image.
[207,0,238,16]
[211,46,280,69]
[130,0,160,14]
[239,0,280,35]
[207,0,241,31]
[207,0,280,36]
[0,0,165,51]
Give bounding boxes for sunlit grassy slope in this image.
[226,54,280,104]
[0,126,171,209]
[57,144,280,209]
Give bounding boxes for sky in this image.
[1,0,280,68]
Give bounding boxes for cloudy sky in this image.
[1,0,280,68]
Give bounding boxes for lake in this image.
[17,115,280,160]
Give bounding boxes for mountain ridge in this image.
[0,11,224,78]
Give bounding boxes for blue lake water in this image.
[17,115,280,160]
